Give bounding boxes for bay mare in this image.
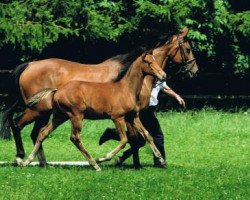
[1,27,198,166]
[23,52,167,171]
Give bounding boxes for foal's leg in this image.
[30,113,51,167]
[23,114,65,166]
[11,108,40,165]
[69,113,101,171]
[96,117,128,163]
[133,116,166,166]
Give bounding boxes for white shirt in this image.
[149,80,168,106]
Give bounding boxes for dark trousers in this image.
[139,106,166,163]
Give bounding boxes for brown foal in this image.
[23,52,166,171]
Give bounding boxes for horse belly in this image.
[84,109,111,120]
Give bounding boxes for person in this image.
[99,79,185,167]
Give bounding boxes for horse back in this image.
[19,58,122,103]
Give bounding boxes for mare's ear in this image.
[180,27,189,37]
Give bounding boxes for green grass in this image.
[0,109,249,200]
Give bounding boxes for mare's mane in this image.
[112,47,146,82]
[112,35,175,82]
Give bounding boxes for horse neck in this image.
[121,59,145,98]
[138,43,173,108]
[153,43,172,70]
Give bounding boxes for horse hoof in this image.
[13,157,24,166]
[39,162,48,167]
[134,165,143,170]
[96,167,102,172]
[20,161,27,167]
[153,163,167,169]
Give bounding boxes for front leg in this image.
[133,115,166,167]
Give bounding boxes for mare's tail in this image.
[26,88,57,108]
[0,63,29,139]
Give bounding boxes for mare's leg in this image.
[96,117,128,163]
[30,113,51,167]
[11,108,40,165]
[69,113,101,171]
[133,116,166,166]
[23,113,65,166]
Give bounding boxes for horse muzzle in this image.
[157,72,167,81]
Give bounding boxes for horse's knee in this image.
[120,137,128,148]
[146,135,154,143]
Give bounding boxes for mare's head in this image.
[141,51,166,81]
[164,27,199,79]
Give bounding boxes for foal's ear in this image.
[147,49,154,55]
[180,27,189,37]
[141,51,147,62]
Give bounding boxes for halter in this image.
[167,35,197,79]
[177,35,196,73]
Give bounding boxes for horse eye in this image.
[186,48,191,54]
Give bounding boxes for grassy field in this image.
[0,109,249,200]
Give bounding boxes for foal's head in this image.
[141,51,166,81]
[166,27,199,79]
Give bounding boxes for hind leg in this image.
[23,112,65,166]
[11,108,40,165]
[30,113,51,167]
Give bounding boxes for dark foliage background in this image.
[0,0,249,101]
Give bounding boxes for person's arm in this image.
[162,84,186,108]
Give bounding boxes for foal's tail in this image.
[0,63,29,139]
[26,88,57,108]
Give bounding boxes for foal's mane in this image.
[112,47,146,82]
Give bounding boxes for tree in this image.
[0,0,249,75]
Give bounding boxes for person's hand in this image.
[176,95,186,108]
